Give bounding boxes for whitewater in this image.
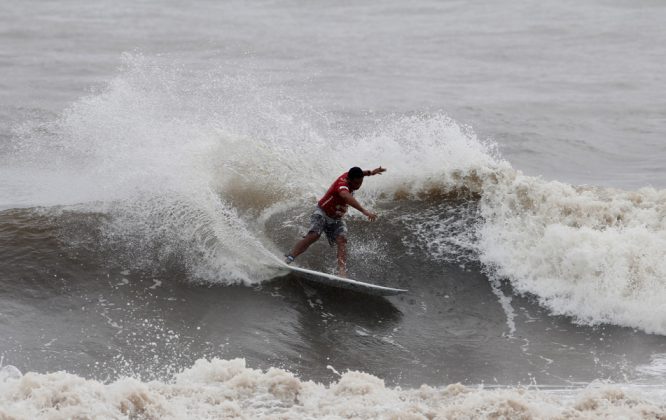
[1,359,666,419]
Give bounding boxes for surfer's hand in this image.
[371,166,386,176]
[364,210,377,221]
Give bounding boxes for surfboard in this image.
[274,257,408,296]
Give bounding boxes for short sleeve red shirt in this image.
[318,172,355,219]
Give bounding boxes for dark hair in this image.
[348,167,364,180]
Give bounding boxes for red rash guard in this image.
[318,172,357,219]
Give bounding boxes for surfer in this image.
[285,166,386,277]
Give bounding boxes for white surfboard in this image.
[274,256,407,296]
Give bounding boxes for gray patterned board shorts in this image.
[308,207,347,246]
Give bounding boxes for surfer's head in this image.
[348,167,364,190]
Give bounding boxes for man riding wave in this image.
[285,166,386,277]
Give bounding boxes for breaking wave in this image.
[2,55,665,334]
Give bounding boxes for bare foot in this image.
[337,268,347,278]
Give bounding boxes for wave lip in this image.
[0,359,664,419]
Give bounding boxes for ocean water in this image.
[1,0,665,418]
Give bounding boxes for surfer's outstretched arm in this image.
[363,166,386,176]
[339,190,377,221]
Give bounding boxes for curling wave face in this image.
[2,57,665,335]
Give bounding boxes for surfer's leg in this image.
[336,235,347,278]
[290,231,321,258]
[289,212,325,259]
[331,220,348,277]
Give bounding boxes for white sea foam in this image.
[403,164,666,334]
[0,359,663,419]
[477,173,666,334]
[637,354,666,379]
